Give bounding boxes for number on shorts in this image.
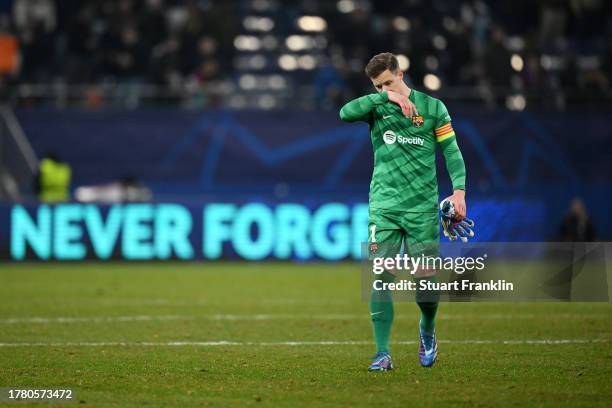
[370,224,377,243]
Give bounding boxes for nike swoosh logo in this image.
[370,311,384,316]
[382,115,392,119]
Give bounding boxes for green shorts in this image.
[368,210,440,259]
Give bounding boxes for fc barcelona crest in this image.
[412,115,424,128]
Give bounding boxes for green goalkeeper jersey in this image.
[339,89,465,213]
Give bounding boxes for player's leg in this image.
[403,212,440,367]
[367,212,403,371]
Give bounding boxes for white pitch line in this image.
[1,313,609,325]
[0,315,196,324]
[208,313,611,321]
[0,339,608,347]
[91,299,352,306]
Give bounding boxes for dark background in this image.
[0,0,610,242]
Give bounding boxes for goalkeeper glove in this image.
[439,199,475,242]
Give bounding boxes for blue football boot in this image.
[368,352,394,371]
[419,329,438,367]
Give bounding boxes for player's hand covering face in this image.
[387,90,417,118]
[371,69,417,118]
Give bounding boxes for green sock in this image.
[416,277,439,334]
[370,271,394,353]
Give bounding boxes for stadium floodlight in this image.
[396,54,410,71]
[425,56,439,71]
[433,35,447,50]
[540,55,564,71]
[337,0,355,13]
[298,55,316,70]
[249,55,267,70]
[239,75,257,90]
[229,94,247,108]
[258,94,276,109]
[278,55,298,71]
[442,16,457,32]
[393,17,410,32]
[506,94,527,111]
[286,35,312,51]
[268,75,286,89]
[243,16,274,32]
[424,73,442,91]
[511,54,524,72]
[234,35,262,51]
[297,16,327,32]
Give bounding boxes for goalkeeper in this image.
[339,53,473,370]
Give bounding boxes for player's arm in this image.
[440,138,466,218]
[339,91,416,123]
[434,101,467,219]
[339,92,389,122]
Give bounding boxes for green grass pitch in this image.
[1,263,611,407]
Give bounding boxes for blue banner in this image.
[14,108,612,241]
[2,199,545,261]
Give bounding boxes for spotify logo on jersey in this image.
[383,130,424,146]
[383,130,397,144]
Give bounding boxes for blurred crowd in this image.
[0,0,610,110]
[0,0,239,107]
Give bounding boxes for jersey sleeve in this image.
[339,92,388,123]
[433,99,455,143]
[440,138,466,191]
[435,99,465,190]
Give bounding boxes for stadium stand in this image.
[0,0,610,109]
